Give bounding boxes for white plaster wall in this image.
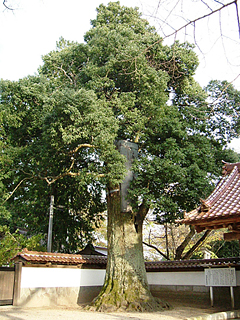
[21,267,240,289]
[147,270,240,286]
[147,271,204,286]
[21,267,106,288]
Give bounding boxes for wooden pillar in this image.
[47,195,54,252]
[209,286,214,307]
[230,286,235,309]
[13,262,22,306]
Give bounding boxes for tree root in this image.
[86,294,171,312]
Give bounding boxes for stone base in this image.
[18,285,240,309]
[19,286,102,307]
[150,285,240,309]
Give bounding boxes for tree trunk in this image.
[174,225,195,260]
[182,229,211,260]
[90,189,169,312]
[89,141,169,311]
[165,224,170,260]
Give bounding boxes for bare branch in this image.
[131,0,239,74]
[235,0,240,38]
[1,177,34,205]
[200,0,214,12]
[57,65,73,84]
[213,0,225,6]
[143,241,170,260]
[163,0,237,40]
[3,0,14,10]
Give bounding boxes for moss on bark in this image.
[86,188,170,312]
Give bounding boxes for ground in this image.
[0,300,233,320]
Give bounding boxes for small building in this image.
[77,243,106,256]
[181,161,240,241]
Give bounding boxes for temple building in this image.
[181,162,240,241]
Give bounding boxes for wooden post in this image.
[13,262,22,306]
[230,286,235,309]
[210,286,214,307]
[47,195,54,252]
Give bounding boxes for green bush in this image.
[0,226,46,266]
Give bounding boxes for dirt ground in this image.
[0,302,231,320]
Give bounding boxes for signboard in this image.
[205,268,236,287]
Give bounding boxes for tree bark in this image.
[165,224,170,260]
[182,229,211,260]
[90,141,170,312]
[174,225,195,260]
[90,190,170,312]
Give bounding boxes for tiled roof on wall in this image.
[12,248,107,267]
[181,162,240,232]
[145,257,240,271]
[12,249,240,271]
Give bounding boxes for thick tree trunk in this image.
[91,190,169,312]
[89,140,170,311]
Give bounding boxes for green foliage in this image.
[0,226,45,266]
[205,80,240,144]
[191,239,240,259]
[210,240,240,258]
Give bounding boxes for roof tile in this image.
[181,162,240,230]
[12,249,107,266]
[12,249,240,271]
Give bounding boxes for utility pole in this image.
[47,195,54,252]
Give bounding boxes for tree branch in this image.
[3,0,14,10]
[123,0,238,72]
[38,143,97,185]
[143,241,170,260]
[182,229,212,260]
[1,177,34,205]
[57,65,73,84]
[163,0,237,40]
[39,170,105,186]
[235,0,240,39]
[70,143,95,154]
[174,225,195,260]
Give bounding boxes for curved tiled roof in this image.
[145,257,240,271]
[12,249,240,271]
[12,248,107,266]
[181,162,240,232]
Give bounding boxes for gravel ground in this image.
[0,304,227,320]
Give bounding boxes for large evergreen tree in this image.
[1,2,240,311]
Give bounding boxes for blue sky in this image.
[0,0,239,151]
